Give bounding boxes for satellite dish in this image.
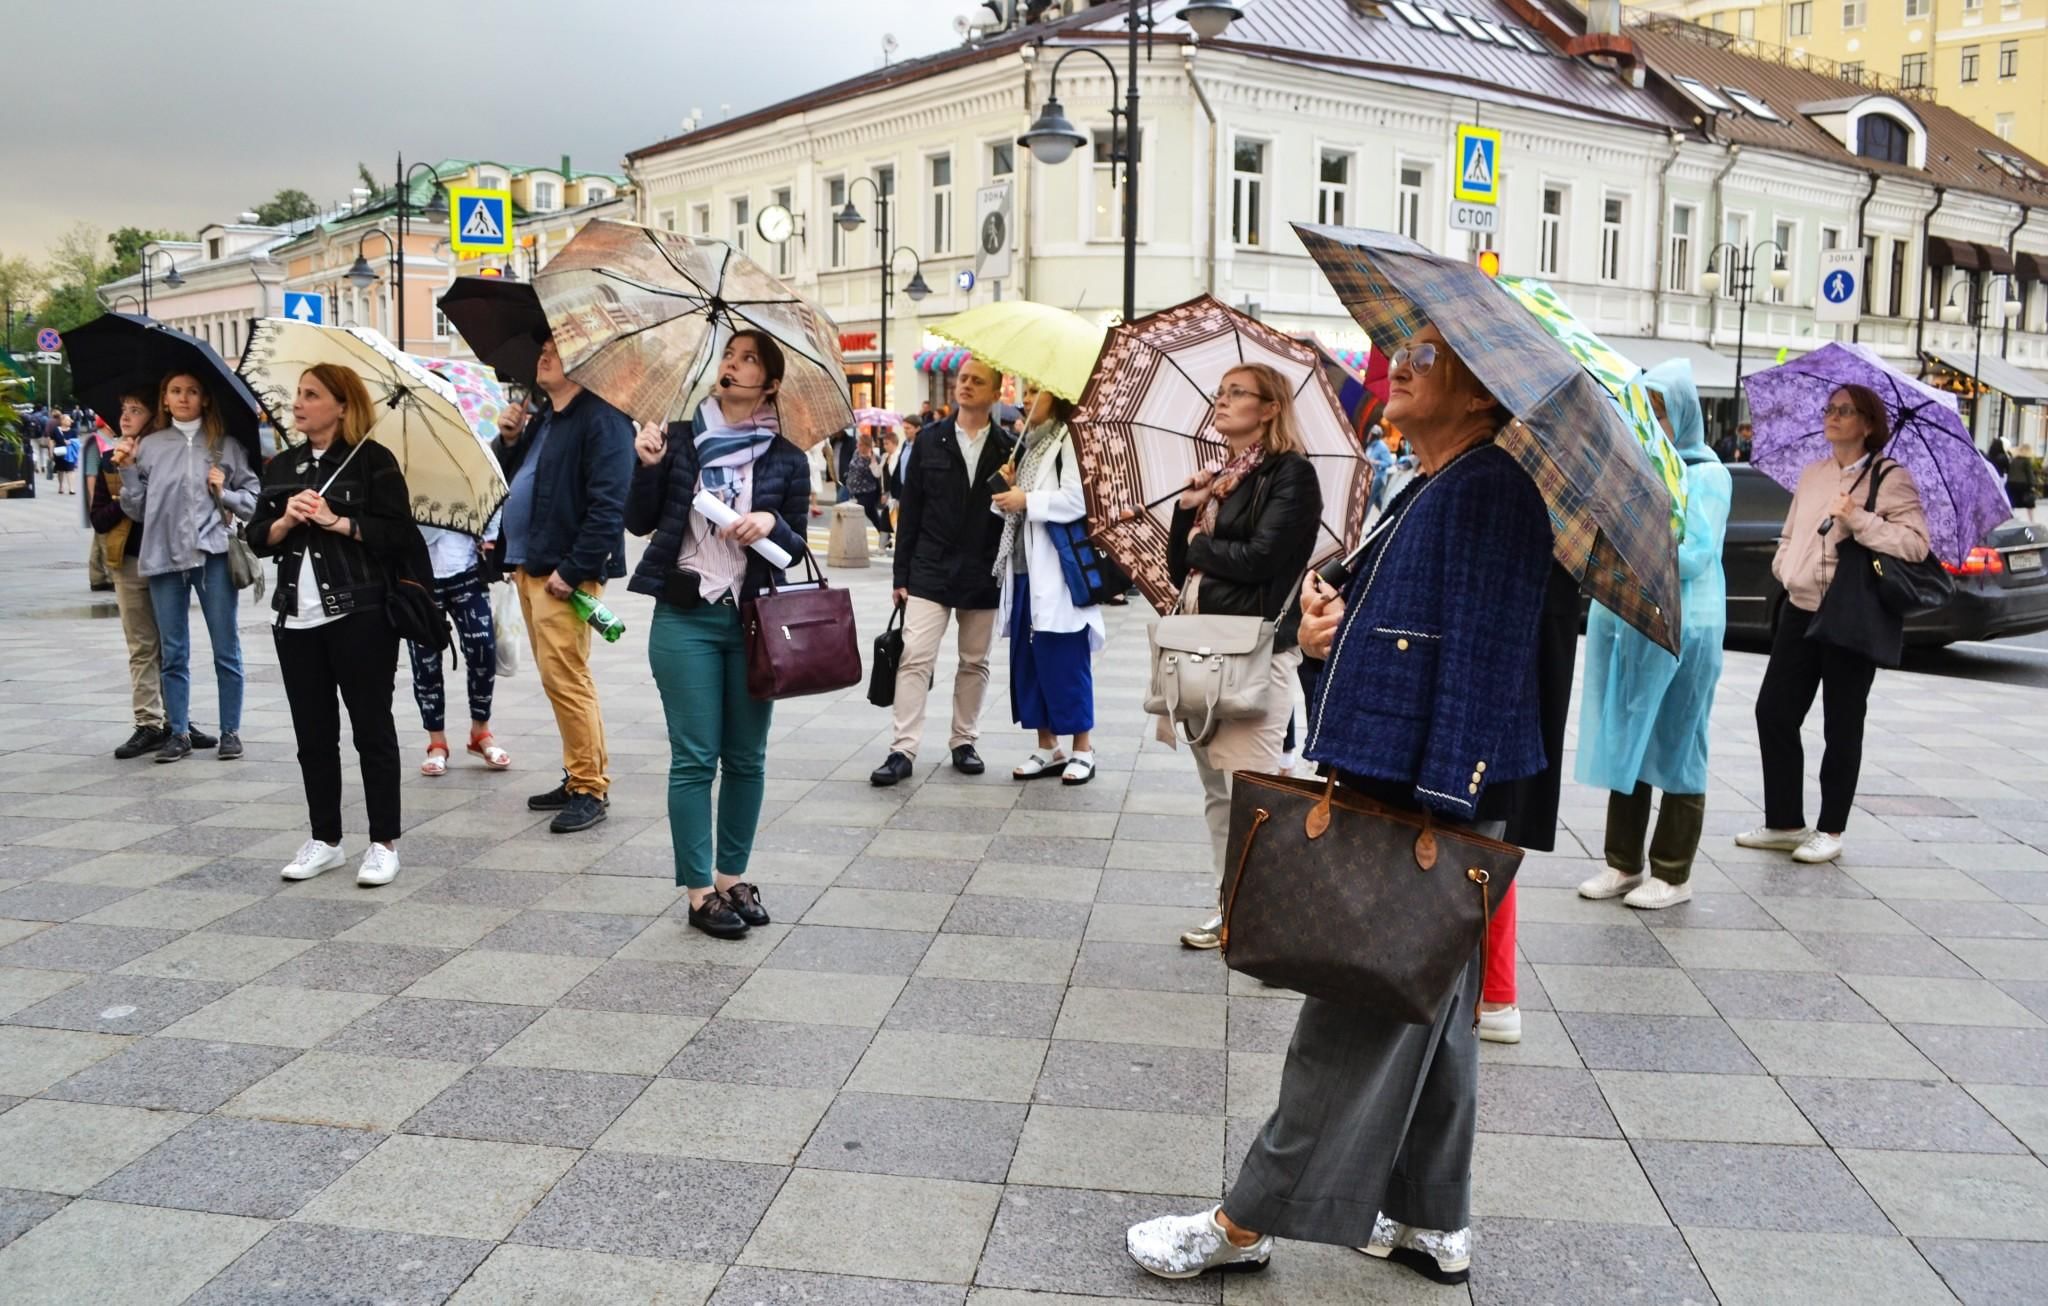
[953,14,972,36]
[882,32,899,53]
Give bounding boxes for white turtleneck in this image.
[172,417,201,446]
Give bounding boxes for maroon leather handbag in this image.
[742,549,863,701]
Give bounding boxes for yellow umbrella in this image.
[927,301,1107,401]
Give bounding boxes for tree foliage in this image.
[253,188,318,226]
[105,226,187,280]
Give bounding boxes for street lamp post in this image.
[108,297,140,314]
[1698,239,1792,413]
[3,301,30,355]
[138,248,185,316]
[1942,273,2024,438]
[346,228,399,331]
[835,178,932,410]
[1020,2,1244,323]
[343,157,448,350]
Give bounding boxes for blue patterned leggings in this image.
[408,569,497,732]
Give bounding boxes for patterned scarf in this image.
[991,420,1066,584]
[1191,440,1267,541]
[694,398,779,507]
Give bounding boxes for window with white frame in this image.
[1904,0,1928,17]
[1966,0,1982,9]
[731,197,750,254]
[989,140,1014,178]
[657,208,677,232]
[1231,139,1266,247]
[1397,165,1425,241]
[477,173,503,191]
[533,180,558,211]
[1590,195,1622,282]
[1789,1,1813,34]
[2000,40,2019,78]
[1821,226,1842,252]
[1842,0,1866,26]
[1091,130,1123,241]
[433,306,450,340]
[691,204,711,237]
[1668,204,1696,292]
[1961,46,1981,83]
[772,186,793,276]
[1997,113,2016,141]
[1539,186,1565,277]
[1738,7,1755,37]
[1888,238,1907,317]
[1900,53,1928,88]
[1772,220,1796,303]
[1317,150,1351,227]
[929,154,953,255]
[826,177,847,267]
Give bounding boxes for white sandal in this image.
[1014,748,1066,780]
[467,731,511,770]
[1062,752,1097,785]
[420,742,449,777]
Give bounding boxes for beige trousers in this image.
[890,597,995,758]
[113,556,166,729]
[1185,645,1303,885]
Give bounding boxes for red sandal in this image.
[467,730,511,770]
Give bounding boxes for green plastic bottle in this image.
[569,590,626,643]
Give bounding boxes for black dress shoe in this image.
[115,726,169,760]
[190,728,219,750]
[951,745,986,775]
[688,889,751,939]
[870,752,914,787]
[550,792,608,834]
[724,881,770,927]
[528,781,572,811]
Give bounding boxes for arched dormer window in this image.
[1857,114,1911,165]
[1799,95,1929,170]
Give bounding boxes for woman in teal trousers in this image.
[1576,359,1732,909]
[624,331,813,939]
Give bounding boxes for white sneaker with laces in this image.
[1624,878,1693,909]
[1126,1208,1271,1280]
[281,839,346,882]
[1477,1005,1521,1044]
[1578,867,1644,900]
[1792,831,1844,864]
[356,843,401,887]
[1734,825,1812,851]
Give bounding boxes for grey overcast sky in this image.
[2,0,967,257]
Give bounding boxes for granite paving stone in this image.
[1476,1065,1625,1139]
[1595,1068,1821,1145]
[560,958,751,1016]
[0,922,183,972]
[401,1064,650,1147]
[401,948,602,1006]
[87,1114,380,1218]
[597,1076,835,1165]
[183,1220,494,1306]
[977,1185,1220,1301]
[3,972,234,1035]
[883,977,1067,1039]
[1780,1075,2025,1153]
[1899,1022,2048,1085]
[851,1029,1048,1103]
[719,967,906,1027]
[161,984,384,1048]
[203,894,381,940]
[116,930,318,983]
[1558,1012,1766,1074]
[1916,1238,2048,1306]
[0,1199,271,1305]
[1729,1017,1945,1079]
[765,923,934,976]
[221,1050,470,1132]
[0,1186,68,1250]
[802,1091,1028,1183]
[1469,1218,1714,1306]
[740,1168,1004,1284]
[453,1244,725,1303]
[321,996,543,1062]
[1034,1040,1225,1114]
[708,1266,966,1306]
[1839,1148,2048,1239]
[1682,1229,1959,1306]
[1008,1103,1222,1197]
[0,1023,130,1095]
[295,1133,579,1240]
[44,1036,299,1113]
[248,939,461,994]
[511,1150,785,1261]
[663,1017,876,1089]
[0,1097,195,1194]
[1633,1140,1895,1233]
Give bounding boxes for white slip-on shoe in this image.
[1734,825,1812,851]
[1624,879,1693,910]
[1126,1208,1271,1280]
[281,839,346,882]
[1792,831,1844,864]
[1578,867,1644,900]
[1477,1005,1521,1044]
[356,843,401,887]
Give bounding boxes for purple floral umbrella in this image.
[1743,341,2010,565]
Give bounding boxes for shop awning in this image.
[914,348,969,374]
[1985,245,2018,276]
[1926,237,1984,270]
[1604,336,1739,395]
[1926,349,2048,403]
[2017,252,2048,284]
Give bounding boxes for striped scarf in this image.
[694,399,779,507]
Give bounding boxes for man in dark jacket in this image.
[501,338,634,833]
[871,358,1016,785]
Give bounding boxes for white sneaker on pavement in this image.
[281,839,346,882]
[1477,1005,1521,1044]
[1623,878,1693,909]
[1578,867,1643,900]
[1734,825,1812,851]
[1792,831,1844,864]
[356,843,401,887]
[1126,1208,1272,1280]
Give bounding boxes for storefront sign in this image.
[839,331,877,355]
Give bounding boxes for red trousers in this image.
[1483,883,1517,1005]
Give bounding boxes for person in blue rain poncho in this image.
[1575,360,1731,910]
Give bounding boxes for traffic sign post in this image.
[1815,249,1861,324]
[1450,203,1498,235]
[1453,125,1502,205]
[281,292,326,326]
[34,328,60,353]
[450,188,515,256]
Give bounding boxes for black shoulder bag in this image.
[1805,458,1952,668]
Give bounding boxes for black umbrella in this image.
[438,278,548,387]
[62,312,264,463]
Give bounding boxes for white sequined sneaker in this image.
[1359,1211,1402,1258]
[1358,1216,1472,1284]
[1126,1208,1271,1280]
[281,839,345,882]
[1578,867,1644,900]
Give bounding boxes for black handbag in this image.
[1806,459,1950,668]
[869,599,905,707]
[385,525,454,657]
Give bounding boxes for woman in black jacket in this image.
[247,364,416,889]
[1165,362,1324,949]
[626,330,812,940]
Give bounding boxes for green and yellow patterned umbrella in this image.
[1497,275,1689,539]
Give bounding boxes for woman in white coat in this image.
[991,388,1105,785]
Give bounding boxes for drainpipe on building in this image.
[1914,185,1946,377]
[249,257,280,321]
[1996,202,2030,440]
[1650,131,1684,336]
[1706,144,1742,350]
[1851,171,1879,344]
[1182,47,1219,297]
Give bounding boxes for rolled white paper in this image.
[693,490,794,569]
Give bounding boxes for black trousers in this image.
[276,611,402,845]
[1755,604,1877,835]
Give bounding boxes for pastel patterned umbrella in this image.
[411,354,508,444]
[1497,275,1690,540]
[1294,222,1680,652]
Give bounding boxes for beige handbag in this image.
[1145,607,1276,747]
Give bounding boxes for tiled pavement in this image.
[3,489,2048,1304]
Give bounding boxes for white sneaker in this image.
[1278,750,1298,775]
[1792,831,1844,864]
[1126,1208,1271,1280]
[1578,867,1643,900]
[1623,878,1693,910]
[1734,825,1812,851]
[1477,1005,1521,1044]
[356,843,400,887]
[1181,913,1224,950]
[281,839,346,882]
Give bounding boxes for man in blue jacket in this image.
[502,336,635,833]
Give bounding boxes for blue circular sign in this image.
[955,269,976,292]
[1822,270,1856,304]
[35,328,60,351]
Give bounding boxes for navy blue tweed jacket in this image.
[624,424,813,604]
[1303,442,1553,819]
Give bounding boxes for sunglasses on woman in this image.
[1392,342,1439,375]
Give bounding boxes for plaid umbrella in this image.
[1294,223,1681,652]
[1070,294,1372,613]
[535,219,852,451]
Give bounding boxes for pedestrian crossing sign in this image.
[449,187,514,255]
[1453,125,1501,205]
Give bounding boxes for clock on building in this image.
[756,203,795,244]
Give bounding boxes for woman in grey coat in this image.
[120,372,260,763]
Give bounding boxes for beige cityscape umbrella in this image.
[239,319,508,535]
[534,219,853,450]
